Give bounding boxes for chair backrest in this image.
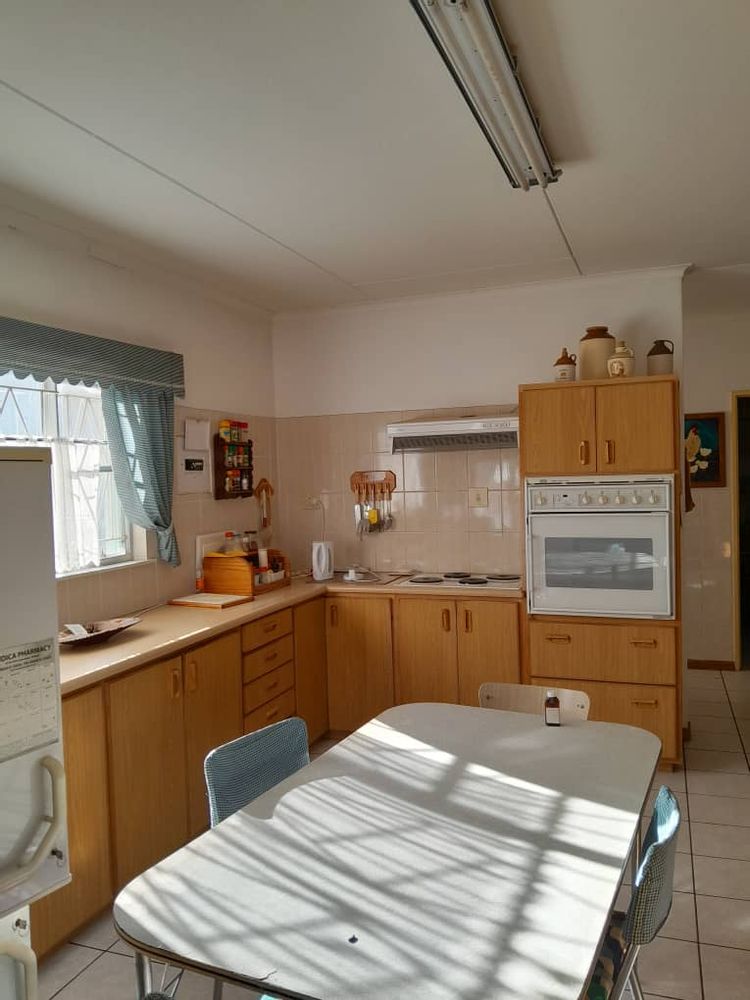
[624,785,681,945]
[204,716,310,827]
[478,682,590,720]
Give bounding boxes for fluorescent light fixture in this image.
[410,0,559,190]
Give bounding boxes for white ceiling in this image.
[1,0,749,313]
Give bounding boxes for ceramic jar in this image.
[647,339,674,375]
[553,347,577,382]
[607,340,636,378]
[578,326,615,380]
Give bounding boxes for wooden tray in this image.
[59,617,141,647]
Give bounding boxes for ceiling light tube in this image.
[411,0,559,190]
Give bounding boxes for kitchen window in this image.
[0,371,131,574]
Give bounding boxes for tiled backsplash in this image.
[275,406,522,576]
[57,405,277,625]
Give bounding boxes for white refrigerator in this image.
[0,448,69,1000]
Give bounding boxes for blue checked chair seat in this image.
[586,785,681,1000]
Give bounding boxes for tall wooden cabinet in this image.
[326,596,394,732]
[30,687,112,955]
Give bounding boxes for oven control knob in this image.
[580,492,591,505]
[536,494,547,506]
[648,491,657,505]
[614,493,624,505]
[598,493,609,505]
[631,492,642,504]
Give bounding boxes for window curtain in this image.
[101,385,180,566]
[0,314,185,566]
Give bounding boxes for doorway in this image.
[734,393,750,668]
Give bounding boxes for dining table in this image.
[114,702,661,1000]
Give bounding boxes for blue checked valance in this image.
[0,314,184,396]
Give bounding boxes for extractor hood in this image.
[387,415,519,453]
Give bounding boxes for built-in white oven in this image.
[525,476,675,619]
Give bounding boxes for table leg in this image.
[134,951,152,999]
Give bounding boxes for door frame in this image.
[731,391,750,670]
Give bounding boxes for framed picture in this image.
[684,412,726,488]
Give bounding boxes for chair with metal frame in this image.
[586,784,682,1000]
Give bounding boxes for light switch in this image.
[469,488,488,508]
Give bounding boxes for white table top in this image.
[114,704,660,1000]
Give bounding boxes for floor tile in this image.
[693,855,750,899]
[635,937,702,1000]
[686,771,750,798]
[696,894,750,950]
[70,910,118,951]
[685,748,749,773]
[701,943,750,1000]
[736,719,750,744]
[687,729,743,752]
[685,670,723,688]
[691,821,750,860]
[728,696,750,720]
[722,671,750,690]
[108,936,134,958]
[689,715,739,735]
[686,698,733,718]
[38,943,100,1000]
[686,686,729,703]
[659,891,698,942]
[652,767,686,792]
[688,793,750,826]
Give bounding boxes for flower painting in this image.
[684,412,726,488]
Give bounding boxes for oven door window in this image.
[544,537,656,590]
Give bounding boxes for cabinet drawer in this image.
[243,688,296,734]
[532,676,678,761]
[243,661,295,714]
[529,621,676,685]
[242,609,293,651]
[243,634,294,683]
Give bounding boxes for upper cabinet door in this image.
[595,381,676,473]
[520,385,596,475]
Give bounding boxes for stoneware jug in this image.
[578,326,615,380]
[647,339,674,375]
[607,340,636,378]
[553,347,577,381]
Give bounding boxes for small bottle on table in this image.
[544,690,561,727]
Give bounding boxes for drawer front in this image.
[243,634,294,683]
[242,609,293,652]
[529,621,676,685]
[243,688,296,734]
[532,676,678,761]
[243,661,295,715]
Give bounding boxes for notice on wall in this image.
[0,638,59,764]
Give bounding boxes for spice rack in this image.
[212,433,254,500]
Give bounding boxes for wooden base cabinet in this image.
[31,687,112,956]
[294,598,329,743]
[395,598,521,708]
[327,597,394,732]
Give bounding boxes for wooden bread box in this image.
[202,548,291,599]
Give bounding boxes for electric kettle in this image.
[311,540,334,581]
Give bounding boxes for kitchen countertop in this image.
[59,575,524,695]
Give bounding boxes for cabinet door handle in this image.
[170,668,181,700]
[263,621,278,634]
[266,708,279,721]
[264,650,279,663]
[545,633,571,644]
[266,679,279,692]
[186,661,197,693]
[464,609,473,633]
[632,699,658,707]
[442,609,451,632]
[330,605,338,627]
[630,639,658,648]
[604,439,614,464]
[579,440,589,465]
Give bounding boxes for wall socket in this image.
[469,488,489,508]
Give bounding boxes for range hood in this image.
[387,415,519,453]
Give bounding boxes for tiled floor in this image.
[38,680,750,999]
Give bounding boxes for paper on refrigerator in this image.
[0,638,59,764]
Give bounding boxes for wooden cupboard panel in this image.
[520,385,596,475]
[595,381,676,472]
[244,688,296,734]
[531,676,678,761]
[242,609,293,652]
[243,634,294,683]
[457,601,520,706]
[327,597,394,732]
[31,687,112,956]
[529,620,677,685]
[294,598,329,744]
[395,599,458,705]
[107,657,188,888]
[243,661,295,714]
[183,632,242,838]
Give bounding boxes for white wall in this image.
[272,268,685,416]
[0,227,275,413]
[682,265,750,665]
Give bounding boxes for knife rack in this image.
[350,470,397,535]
